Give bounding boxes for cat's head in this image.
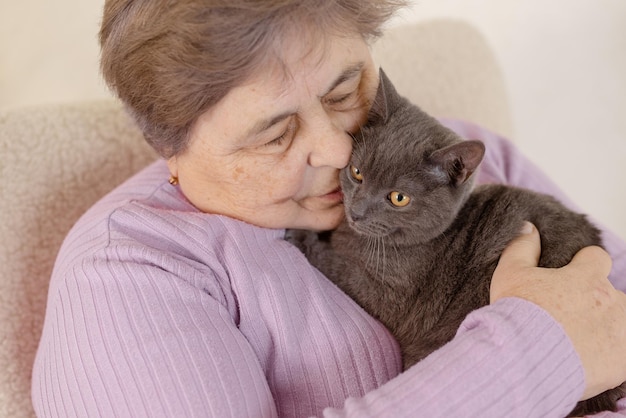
[340,69,485,246]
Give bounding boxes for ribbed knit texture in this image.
[32,120,626,417]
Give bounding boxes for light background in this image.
[1,0,625,240]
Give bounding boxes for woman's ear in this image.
[167,156,179,178]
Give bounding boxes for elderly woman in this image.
[32,1,626,417]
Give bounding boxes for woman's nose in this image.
[306,115,352,169]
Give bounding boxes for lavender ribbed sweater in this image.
[32,120,626,417]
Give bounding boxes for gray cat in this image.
[286,70,625,416]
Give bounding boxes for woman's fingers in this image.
[491,222,541,303]
[491,222,626,399]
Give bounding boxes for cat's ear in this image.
[430,140,486,186]
[368,68,397,124]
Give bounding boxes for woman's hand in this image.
[491,222,626,400]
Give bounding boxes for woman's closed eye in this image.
[326,92,354,105]
[324,90,361,110]
[265,131,289,147]
[264,119,296,148]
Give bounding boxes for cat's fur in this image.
[286,70,626,416]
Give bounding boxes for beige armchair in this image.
[0,20,510,418]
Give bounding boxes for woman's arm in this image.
[32,258,278,418]
[325,297,584,417]
[491,223,626,415]
[34,231,626,418]
[36,252,582,418]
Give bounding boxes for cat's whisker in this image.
[352,130,368,156]
[378,236,383,281]
[372,236,378,273]
[391,240,401,280]
[363,238,371,269]
[370,235,388,287]
[379,236,387,284]
[364,235,377,272]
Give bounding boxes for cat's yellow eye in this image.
[350,165,363,182]
[389,191,411,207]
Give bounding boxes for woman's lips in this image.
[321,187,343,202]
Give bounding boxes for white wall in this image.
[1,0,625,240]
[0,0,110,108]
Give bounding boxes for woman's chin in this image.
[302,205,346,232]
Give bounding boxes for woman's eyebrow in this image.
[321,62,365,97]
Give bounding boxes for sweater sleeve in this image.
[440,118,626,293]
[325,298,585,417]
[32,255,278,418]
[35,246,596,418]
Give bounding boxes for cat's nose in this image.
[349,199,370,223]
[349,208,365,223]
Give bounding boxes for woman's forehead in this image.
[247,33,371,93]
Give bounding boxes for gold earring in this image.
[168,175,179,185]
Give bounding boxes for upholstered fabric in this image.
[0,20,509,418]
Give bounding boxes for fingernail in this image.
[520,221,535,235]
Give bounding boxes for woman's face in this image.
[168,34,379,230]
